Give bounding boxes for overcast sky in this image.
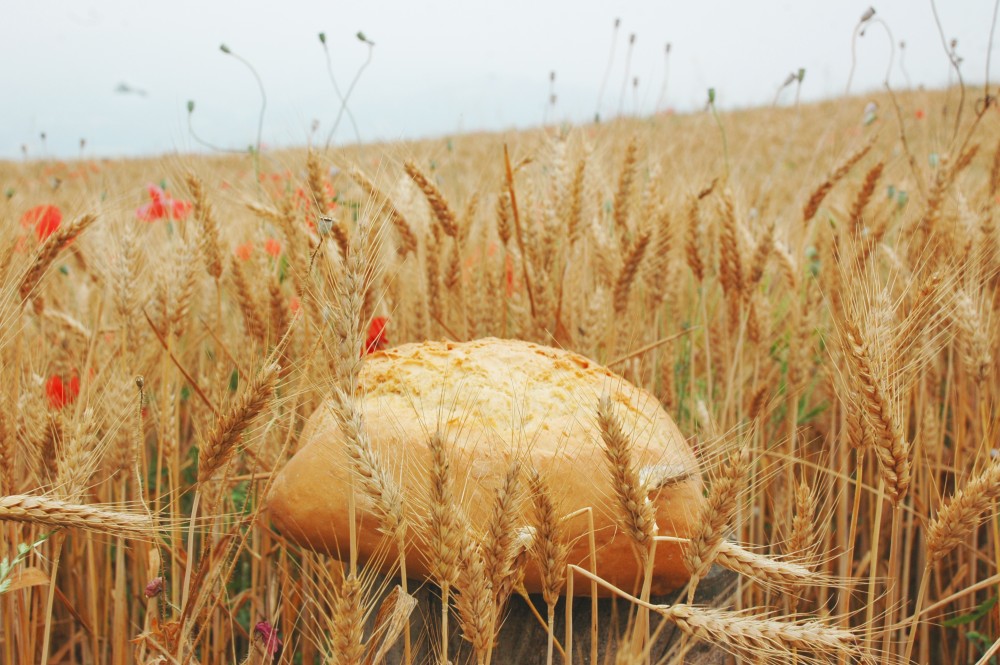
[1,1,994,159]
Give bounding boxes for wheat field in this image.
[1,85,999,664]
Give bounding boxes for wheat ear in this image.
[596,396,656,560]
[197,361,279,484]
[613,230,651,314]
[842,317,910,503]
[659,604,861,662]
[714,541,817,590]
[404,161,459,237]
[19,214,98,302]
[685,441,750,586]
[0,495,153,536]
[802,138,873,223]
[455,540,496,663]
[348,166,419,257]
[927,458,1000,563]
[185,172,223,279]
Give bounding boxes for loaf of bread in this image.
[267,337,703,595]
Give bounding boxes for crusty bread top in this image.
[348,337,696,482]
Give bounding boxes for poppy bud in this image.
[708,88,716,104]
[318,32,326,44]
[187,100,195,114]
[220,43,231,54]
[860,7,875,22]
[144,577,164,598]
[317,216,333,237]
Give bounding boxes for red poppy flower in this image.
[170,198,192,220]
[235,242,254,261]
[364,317,388,355]
[46,373,80,410]
[915,108,926,120]
[289,296,301,314]
[263,238,282,258]
[136,183,192,222]
[20,205,62,242]
[137,199,167,222]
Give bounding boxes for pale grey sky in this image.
[0,1,994,159]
